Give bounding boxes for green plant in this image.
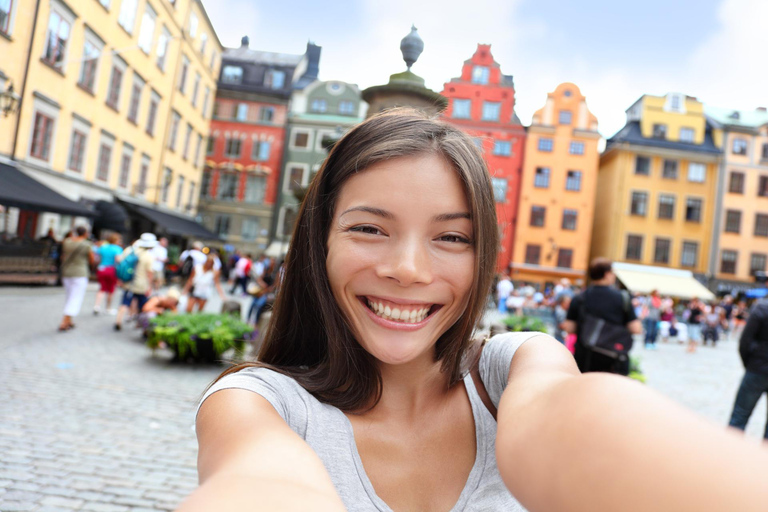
[147,313,253,360]
[502,315,548,333]
[628,355,646,383]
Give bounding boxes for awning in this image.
[745,288,768,298]
[612,262,715,300]
[264,240,291,258]
[92,200,129,233]
[121,200,219,240]
[0,162,95,217]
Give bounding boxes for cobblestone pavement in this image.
[1,289,766,511]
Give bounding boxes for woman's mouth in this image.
[360,297,442,324]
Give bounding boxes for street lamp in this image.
[0,82,20,117]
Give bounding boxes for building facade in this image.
[272,80,364,248]
[0,0,221,241]
[440,44,526,271]
[512,83,599,287]
[706,106,768,294]
[591,93,721,279]
[197,38,319,254]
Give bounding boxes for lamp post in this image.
[0,82,21,117]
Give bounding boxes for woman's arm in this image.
[183,268,195,295]
[178,389,344,512]
[214,270,226,299]
[496,336,768,511]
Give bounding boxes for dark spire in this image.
[400,25,424,71]
[241,35,249,47]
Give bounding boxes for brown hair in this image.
[213,109,499,411]
[589,257,613,281]
[107,233,121,245]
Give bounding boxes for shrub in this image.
[503,315,549,333]
[147,313,254,361]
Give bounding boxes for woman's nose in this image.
[377,238,433,286]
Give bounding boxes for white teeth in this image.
[392,308,401,320]
[366,298,432,323]
[409,310,418,322]
[384,305,391,317]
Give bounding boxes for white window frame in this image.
[1,0,20,36]
[687,162,706,183]
[200,32,208,56]
[236,103,248,121]
[315,129,336,152]
[78,27,104,93]
[27,96,60,166]
[191,72,201,108]
[117,144,134,191]
[481,101,501,122]
[202,86,210,118]
[283,162,310,193]
[161,167,172,204]
[146,89,160,136]
[175,175,185,209]
[156,25,171,71]
[680,127,695,143]
[127,72,145,124]
[95,131,116,184]
[471,66,489,85]
[188,12,198,38]
[66,114,91,176]
[137,3,157,55]
[289,128,313,151]
[118,0,138,34]
[136,154,151,197]
[452,99,471,119]
[43,0,76,73]
[106,55,128,112]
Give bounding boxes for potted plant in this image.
[503,315,549,334]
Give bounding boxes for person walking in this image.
[58,226,94,331]
[93,233,123,315]
[151,237,169,289]
[496,273,513,313]
[114,233,157,331]
[686,297,705,353]
[229,253,252,295]
[733,299,749,341]
[728,298,768,438]
[183,255,225,313]
[643,290,662,350]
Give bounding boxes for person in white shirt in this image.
[496,274,514,313]
[151,237,169,288]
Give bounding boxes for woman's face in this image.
[326,153,475,367]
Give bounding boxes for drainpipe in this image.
[708,145,726,290]
[11,0,43,161]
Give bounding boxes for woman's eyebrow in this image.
[432,212,471,222]
[340,207,470,223]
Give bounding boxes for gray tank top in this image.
[198,332,540,511]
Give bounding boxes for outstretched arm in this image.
[496,335,768,512]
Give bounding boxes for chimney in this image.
[241,36,249,48]
[757,107,767,112]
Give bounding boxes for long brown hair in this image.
[214,109,499,411]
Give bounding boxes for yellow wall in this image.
[636,94,707,144]
[590,150,628,262]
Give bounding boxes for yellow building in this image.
[512,83,600,287]
[705,106,768,295]
[0,0,221,241]
[591,93,722,286]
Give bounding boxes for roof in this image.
[612,262,715,300]
[605,121,721,155]
[119,200,218,239]
[0,163,95,217]
[222,46,304,66]
[705,106,768,130]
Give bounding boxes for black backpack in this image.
[180,254,195,279]
[578,289,634,364]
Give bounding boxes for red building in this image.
[441,44,526,271]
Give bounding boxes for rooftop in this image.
[606,121,721,155]
[705,106,768,130]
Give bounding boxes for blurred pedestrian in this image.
[496,273,513,313]
[686,297,705,353]
[93,232,123,315]
[58,226,94,331]
[183,255,225,313]
[230,253,252,295]
[179,241,206,280]
[151,237,169,289]
[733,299,749,341]
[703,302,722,347]
[643,290,662,350]
[114,233,157,331]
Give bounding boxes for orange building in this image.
[511,83,599,287]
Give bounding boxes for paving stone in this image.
[39,496,85,509]
[81,502,130,512]
[0,501,36,511]
[38,486,78,497]
[102,487,144,498]
[0,490,42,501]
[112,496,156,508]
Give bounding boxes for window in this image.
[524,245,541,265]
[759,176,768,197]
[106,63,124,110]
[662,159,678,179]
[146,90,159,136]
[127,74,144,124]
[156,26,171,71]
[339,100,355,115]
[210,50,218,72]
[30,112,54,161]
[265,69,285,89]
[244,175,266,204]
[530,206,546,227]
[67,130,86,172]
[282,208,298,237]
[1,0,13,34]
[44,8,74,71]
[191,72,201,107]
[78,34,101,92]
[566,171,582,191]
[118,148,132,189]
[186,182,196,211]
[242,218,260,241]
[224,136,241,158]
[200,169,212,198]
[491,178,507,203]
[557,248,573,269]
[751,253,767,275]
[481,102,500,121]
[685,198,702,222]
[452,99,471,119]
[188,13,198,38]
[236,103,248,121]
[538,138,553,152]
[168,111,181,151]
[720,250,738,274]
[725,210,741,233]
[214,215,230,236]
[658,194,675,220]
[652,123,667,139]
[534,167,550,188]
[562,209,577,230]
[569,141,584,155]
[260,106,275,122]
[202,86,210,117]
[179,55,190,93]
[118,0,138,33]
[680,127,695,143]
[310,99,327,113]
[630,191,648,216]
[559,110,572,125]
[471,66,489,84]
[222,66,243,84]
[654,238,671,264]
[96,142,112,182]
[99,0,110,8]
[287,165,306,192]
[681,242,698,267]
[206,135,215,155]
[626,235,643,261]
[252,140,271,161]
[688,162,706,183]
[755,214,768,237]
[182,123,192,160]
[137,4,156,54]
[161,168,172,203]
[763,143,768,161]
[293,131,309,148]
[194,134,203,168]
[729,171,745,194]
[472,138,483,150]
[137,155,149,195]
[493,140,511,156]
[175,175,184,209]
[635,156,650,175]
[732,138,748,155]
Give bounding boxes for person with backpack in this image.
[114,233,157,331]
[563,257,642,375]
[179,241,207,281]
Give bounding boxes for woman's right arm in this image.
[178,388,345,512]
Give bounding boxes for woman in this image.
[246,259,276,326]
[183,255,225,313]
[183,110,768,511]
[93,233,123,315]
[58,226,94,331]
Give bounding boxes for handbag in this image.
[246,282,263,297]
[578,289,634,368]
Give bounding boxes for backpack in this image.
[116,248,139,282]
[578,288,634,367]
[180,254,195,279]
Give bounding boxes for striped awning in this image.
[612,262,715,300]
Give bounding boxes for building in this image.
[440,44,526,271]
[272,79,364,250]
[705,106,768,295]
[0,0,222,243]
[591,93,721,284]
[197,37,319,254]
[511,83,599,287]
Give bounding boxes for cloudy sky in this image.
[203,0,768,138]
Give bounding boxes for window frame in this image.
[565,170,582,191]
[569,141,584,155]
[729,171,745,194]
[117,0,138,34]
[534,167,550,189]
[720,250,738,274]
[530,205,546,227]
[524,244,541,265]
[117,144,133,190]
[732,138,748,156]
[537,137,553,152]
[724,209,742,234]
[491,177,507,203]
[556,248,573,269]
[657,194,675,220]
[137,2,157,54]
[42,2,75,72]
[561,209,578,231]
[481,101,501,122]
[452,99,471,119]
[284,162,310,193]
[77,28,103,93]
[634,156,650,176]
[687,162,706,183]
[492,140,511,156]
[630,191,648,216]
[685,197,703,223]
[681,241,699,268]
[66,121,88,173]
[625,234,643,261]
[95,132,115,183]
[127,73,145,124]
[654,238,671,264]
[145,89,160,136]
[290,128,313,151]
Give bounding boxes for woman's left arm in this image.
[496,335,768,512]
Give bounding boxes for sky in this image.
[203,0,768,138]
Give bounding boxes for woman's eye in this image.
[439,234,472,244]
[349,225,382,235]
